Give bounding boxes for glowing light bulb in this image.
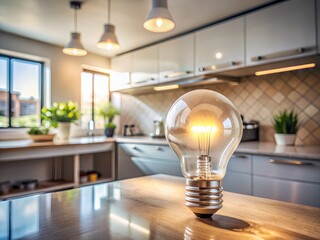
[165,89,243,218]
[72,49,79,54]
[156,18,164,27]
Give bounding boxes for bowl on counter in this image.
[29,134,56,142]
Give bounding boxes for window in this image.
[81,71,109,129]
[0,55,43,128]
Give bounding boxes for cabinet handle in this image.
[134,78,155,84]
[164,71,193,78]
[157,146,163,151]
[269,159,313,166]
[251,47,315,62]
[232,154,247,159]
[199,61,241,72]
[131,145,137,150]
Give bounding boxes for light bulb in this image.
[156,18,164,27]
[165,89,243,218]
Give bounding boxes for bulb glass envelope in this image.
[165,90,243,180]
[63,32,87,56]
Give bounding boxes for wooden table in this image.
[0,174,319,239]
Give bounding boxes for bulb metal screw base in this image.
[185,179,223,218]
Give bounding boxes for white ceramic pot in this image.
[57,122,71,140]
[274,133,296,146]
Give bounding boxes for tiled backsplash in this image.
[119,68,320,145]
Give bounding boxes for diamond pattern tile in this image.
[119,68,320,145]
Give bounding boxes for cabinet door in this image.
[117,145,145,180]
[131,46,158,87]
[228,154,252,173]
[159,35,194,83]
[246,0,316,66]
[110,54,131,91]
[253,176,320,207]
[120,143,179,161]
[223,154,252,195]
[253,155,320,183]
[223,172,252,195]
[195,17,245,75]
[131,157,182,177]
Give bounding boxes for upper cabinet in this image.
[131,45,158,87]
[195,18,245,75]
[159,35,194,83]
[110,54,132,92]
[246,0,317,66]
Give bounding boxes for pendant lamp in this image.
[97,0,120,50]
[144,0,175,33]
[63,1,87,56]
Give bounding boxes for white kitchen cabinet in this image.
[131,46,158,87]
[246,0,317,66]
[110,54,132,91]
[159,35,194,83]
[195,17,245,75]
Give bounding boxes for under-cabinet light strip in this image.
[255,63,316,76]
[153,84,179,91]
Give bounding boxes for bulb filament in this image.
[192,125,216,179]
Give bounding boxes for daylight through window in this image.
[0,55,43,128]
[81,71,109,129]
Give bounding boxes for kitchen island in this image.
[0,174,319,239]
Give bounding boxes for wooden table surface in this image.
[0,174,319,240]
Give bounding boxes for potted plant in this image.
[41,101,79,140]
[273,109,299,146]
[99,103,120,137]
[28,126,55,142]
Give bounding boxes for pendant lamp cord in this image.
[107,0,111,23]
[74,7,78,32]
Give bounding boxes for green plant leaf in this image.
[272,109,299,134]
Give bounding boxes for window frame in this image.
[0,54,44,128]
[81,69,110,129]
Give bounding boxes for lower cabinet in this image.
[223,154,252,195]
[117,142,320,207]
[223,172,252,195]
[252,155,320,207]
[117,143,182,180]
[131,157,182,176]
[253,176,320,207]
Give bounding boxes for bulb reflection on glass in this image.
[165,89,243,218]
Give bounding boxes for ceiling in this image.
[0,0,274,58]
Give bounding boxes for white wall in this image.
[0,30,110,104]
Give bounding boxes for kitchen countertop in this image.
[1,136,319,160]
[0,136,115,151]
[116,136,320,160]
[0,174,319,239]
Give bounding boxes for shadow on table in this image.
[184,214,318,240]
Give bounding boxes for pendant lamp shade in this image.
[144,0,175,32]
[97,24,120,50]
[63,32,87,56]
[63,1,87,56]
[97,0,120,50]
